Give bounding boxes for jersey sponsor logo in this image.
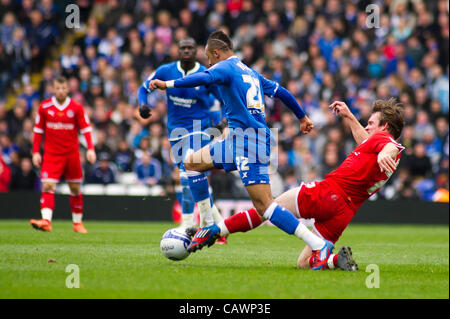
[46,122,75,130]
[42,101,53,109]
[168,95,197,108]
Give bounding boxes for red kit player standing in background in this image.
[30,76,96,233]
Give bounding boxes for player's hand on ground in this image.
[139,104,152,119]
[86,149,97,164]
[149,79,167,90]
[377,152,396,174]
[329,101,352,118]
[32,153,42,168]
[299,116,314,134]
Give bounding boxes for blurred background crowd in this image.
[0,0,448,202]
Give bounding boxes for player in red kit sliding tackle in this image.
[194,98,405,270]
[30,76,96,233]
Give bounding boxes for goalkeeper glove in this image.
[139,104,152,119]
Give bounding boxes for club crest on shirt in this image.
[67,110,74,118]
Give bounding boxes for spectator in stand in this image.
[88,152,117,185]
[25,9,58,72]
[135,151,161,186]
[408,142,433,179]
[115,139,135,172]
[0,133,18,165]
[0,0,448,200]
[10,156,37,191]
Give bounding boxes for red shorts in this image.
[41,152,83,183]
[295,179,356,243]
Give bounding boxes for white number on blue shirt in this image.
[242,75,264,112]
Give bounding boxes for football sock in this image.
[175,185,183,205]
[186,169,214,226]
[218,208,262,236]
[294,222,325,251]
[70,193,83,224]
[179,172,195,216]
[40,191,55,221]
[211,204,224,224]
[327,254,338,270]
[72,213,83,224]
[263,202,325,251]
[181,213,196,227]
[41,208,53,222]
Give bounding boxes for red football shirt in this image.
[33,97,92,155]
[325,131,405,210]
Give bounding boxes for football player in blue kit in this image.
[149,31,334,269]
[138,37,227,238]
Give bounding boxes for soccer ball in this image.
[160,227,191,261]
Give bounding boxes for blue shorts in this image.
[169,131,213,169]
[209,129,274,186]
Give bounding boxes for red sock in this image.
[70,193,83,214]
[40,191,55,211]
[224,208,262,233]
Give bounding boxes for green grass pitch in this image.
[0,220,448,299]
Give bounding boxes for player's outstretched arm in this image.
[137,82,152,119]
[329,101,368,145]
[150,71,216,91]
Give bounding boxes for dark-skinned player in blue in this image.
[150,31,334,269]
[138,37,227,242]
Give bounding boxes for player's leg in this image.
[246,184,330,251]
[297,243,358,271]
[178,165,197,228]
[30,180,56,231]
[297,245,313,269]
[30,154,62,231]
[169,139,196,228]
[183,145,216,226]
[67,181,87,233]
[291,181,359,270]
[65,152,87,233]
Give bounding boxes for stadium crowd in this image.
[0,0,448,202]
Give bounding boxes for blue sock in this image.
[175,187,183,205]
[263,203,299,235]
[186,172,210,203]
[180,175,195,215]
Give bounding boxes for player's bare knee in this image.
[183,155,197,171]
[69,183,81,195]
[42,182,55,193]
[297,257,310,269]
